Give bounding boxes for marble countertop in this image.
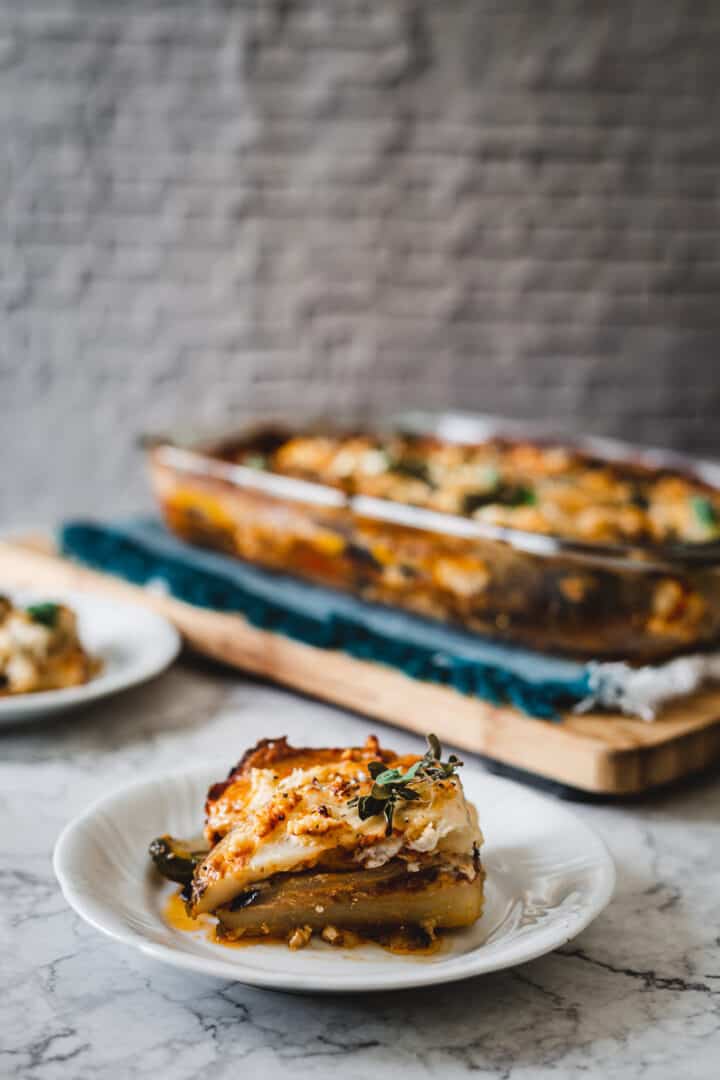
[2,656,719,1079]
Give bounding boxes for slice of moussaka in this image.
[0,597,99,696]
[150,734,484,949]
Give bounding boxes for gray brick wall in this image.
[3,1,720,521]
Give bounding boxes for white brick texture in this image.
[3,1,720,519]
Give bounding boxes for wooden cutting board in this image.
[3,536,720,796]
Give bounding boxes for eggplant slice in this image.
[214,862,484,939]
[148,834,210,887]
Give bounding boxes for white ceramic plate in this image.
[54,764,615,992]
[0,591,180,726]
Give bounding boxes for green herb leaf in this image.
[26,602,60,628]
[462,482,536,516]
[691,496,719,532]
[348,734,463,835]
[503,484,536,507]
[373,767,403,786]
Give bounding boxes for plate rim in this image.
[0,589,181,722]
[53,762,616,992]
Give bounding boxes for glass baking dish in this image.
[144,412,720,662]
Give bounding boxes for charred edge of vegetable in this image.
[228,888,262,911]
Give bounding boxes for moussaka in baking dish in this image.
[146,416,720,661]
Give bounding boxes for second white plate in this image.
[54,762,614,992]
[0,591,180,726]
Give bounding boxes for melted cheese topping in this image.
[193,748,482,914]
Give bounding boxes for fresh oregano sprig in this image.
[348,733,463,836]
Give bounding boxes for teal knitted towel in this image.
[60,518,593,719]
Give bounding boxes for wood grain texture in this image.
[3,536,720,795]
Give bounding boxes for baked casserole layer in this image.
[148,424,720,659]
[151,735,484,949]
